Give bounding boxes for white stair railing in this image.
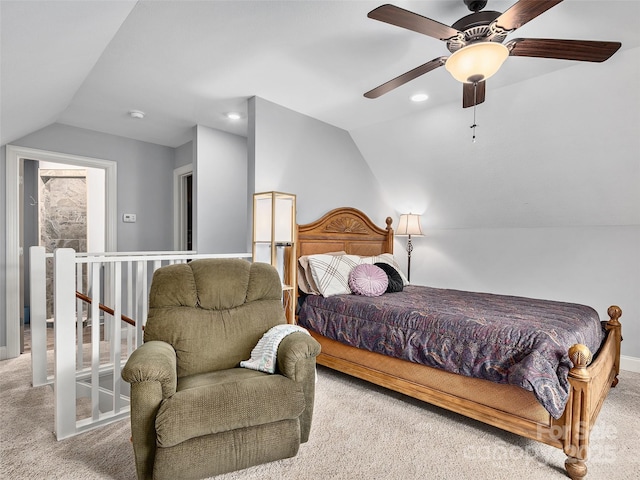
[29,246,252,440]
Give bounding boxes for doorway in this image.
[173,165,193,251]
[4,145,117,360]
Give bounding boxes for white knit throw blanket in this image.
[240,324,310,373]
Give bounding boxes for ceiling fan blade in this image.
[494,0,563,31]
[507,38,622,62]
[463,81,486,108]
[364,57,447,99]
[368,4,461,41]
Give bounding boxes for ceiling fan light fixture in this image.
[445,42,509,83]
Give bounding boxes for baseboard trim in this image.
[621,355,640,373]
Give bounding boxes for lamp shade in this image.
[254,192,294,244]
[396,213,423,237]
[445,42,509,83]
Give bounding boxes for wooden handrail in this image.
[75,291,136,327]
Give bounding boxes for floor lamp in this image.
[396,213,423,283]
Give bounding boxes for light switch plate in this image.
[123,213,136,223]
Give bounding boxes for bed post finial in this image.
[568,344,592,381]
[606,305,622,387]
[385,216,392,231]
[607,305,622,325]
[565,344,592,480]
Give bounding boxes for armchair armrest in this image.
[276,332,321,380]
[276,332,321,443]
[122,340,177,398]
[122,341,177,480]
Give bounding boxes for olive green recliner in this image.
[122,259,320,480]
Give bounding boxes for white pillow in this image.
[359,253,410,286]
[297,261,317,294]
[298,251,346,295]
[307,254,361,297]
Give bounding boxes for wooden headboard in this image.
[296,207,394,259]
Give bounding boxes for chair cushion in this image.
[155,368,305,448]
[148,259,282,311]
[144,259,288,376]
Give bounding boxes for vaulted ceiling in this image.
[2,0,639,148]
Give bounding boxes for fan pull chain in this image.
[470,81,478,143]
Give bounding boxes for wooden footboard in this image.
[311,306,622,479]
[554,305,622,480]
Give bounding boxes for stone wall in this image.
[39,169,87,318]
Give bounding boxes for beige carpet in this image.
[1,352,638,480]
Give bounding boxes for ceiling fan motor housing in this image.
[447,11,507,53]
[464,0,488,12]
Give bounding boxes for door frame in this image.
[3,145,117,359]
[173,164,193,250]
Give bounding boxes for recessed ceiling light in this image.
[226,112,242,120]
[128,110,145,119]
[410,93,429,103]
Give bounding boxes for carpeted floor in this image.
[1,352,638,479]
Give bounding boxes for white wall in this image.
[352,47,640,360]
[193,125,247,253]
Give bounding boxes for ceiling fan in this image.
[364,0,622,108]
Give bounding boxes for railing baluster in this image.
[103,261,114,363]
[90,262,101,421]
[126,260,134,357]
[76,261,84,369]
[112,262,122,414]
[141,261,148,342]
[54,248,78,440]
[29,246,48,387]
[135,261,145,347]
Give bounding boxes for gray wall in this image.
[193,125,248,254]
[408,226,638,358]
[22,160,39,320]
[11,124,175,252]
[174,141,193,169]
[250,96,390,226]
[0,146,5,347]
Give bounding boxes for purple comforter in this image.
[298,285,605,418]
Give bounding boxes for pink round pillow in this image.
[348,264,388,297]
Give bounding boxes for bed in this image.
[295,207,622,480]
